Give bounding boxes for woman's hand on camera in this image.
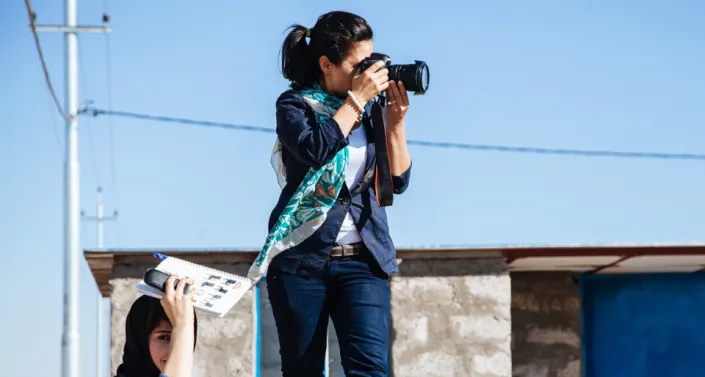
[161,275,196,330]
[386,81,410,131]
[352,60,389,104]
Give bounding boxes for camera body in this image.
[358,53,430,95]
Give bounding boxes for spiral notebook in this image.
[136,253,254,317]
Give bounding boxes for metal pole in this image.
[62,0,80,376]
[32,6,110,377]
[97,187,104,377]
[82,187,118,377]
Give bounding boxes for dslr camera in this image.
[359,53,430,95]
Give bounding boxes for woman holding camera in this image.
[261,10,412,377]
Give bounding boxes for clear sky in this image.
[1,0,705,376]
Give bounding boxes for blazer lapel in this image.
[349,107,377,196]
[363,109,376,171]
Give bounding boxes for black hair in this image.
[280,11,373,90]
[143,297,171,335]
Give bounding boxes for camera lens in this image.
[419,61,430,94]
[389,61,430,95]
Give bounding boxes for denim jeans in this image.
[266,251,391,377]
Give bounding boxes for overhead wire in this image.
[100,0,121,212]
[80,107,705,162]
[24,0,71,123]
[105,28,120,207]
[45,94,63,154]
[78,42,102,185]
[102,0,121,244]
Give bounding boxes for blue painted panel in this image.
[582,273,705,377]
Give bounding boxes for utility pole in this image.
[82,187,118,377]
[33,4,111,377]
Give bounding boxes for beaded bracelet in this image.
[346,90,366,114]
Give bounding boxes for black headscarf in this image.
[115,295,198,377]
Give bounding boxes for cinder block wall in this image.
[110,262,254,377]
[108,259,562,377]
[390,258,512,377]
[511,272,582,377]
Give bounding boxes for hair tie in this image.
[306,28,312,38]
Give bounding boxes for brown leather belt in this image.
[330,243,364,257]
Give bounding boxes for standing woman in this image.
[260,10,412,377]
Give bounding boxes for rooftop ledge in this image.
[85,243,705,297]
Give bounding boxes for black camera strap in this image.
[370,98,394,207]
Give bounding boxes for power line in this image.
[401,139,705,160]
[78,47,101,185]
[24,0,71,122]
[82,108,276,134]
[45,89,63,153]
[80,107,705,161]
[104,27,120,210]
[95,4,117,377]
[101,0,121,247]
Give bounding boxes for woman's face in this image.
[148,320,172,372]
[321,39,373,96]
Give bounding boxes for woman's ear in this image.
[319,56,333,76]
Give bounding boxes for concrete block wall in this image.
[107,260,585,377]
[511,272,582,377]
[110,262,254,377]
[390,258,512,377]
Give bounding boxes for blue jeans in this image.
[266,252,391,377]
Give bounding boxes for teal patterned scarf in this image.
[247,84,350,282]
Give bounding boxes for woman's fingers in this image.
[363,62,387,83]
[373,70,389,93]
[174,277,191,301]
[366,60,386,74]
[164,275,177,300]
[185,279,198,302]
[397,81,409,106]
[373,68,389,80]
[373,66,388,76]
[387,81,398,105]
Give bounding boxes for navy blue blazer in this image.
[267,89,412,277]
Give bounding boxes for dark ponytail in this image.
[280,11,373,90]
[281,25,312,91]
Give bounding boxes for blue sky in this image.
[1,0,704,376]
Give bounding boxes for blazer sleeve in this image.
[392,162,412,194]
[275,91,349,170]
[361,99,413,195]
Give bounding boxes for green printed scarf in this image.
[247,85,350,282]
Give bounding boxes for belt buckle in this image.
[342,244,353,257]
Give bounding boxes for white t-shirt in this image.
[335,125,368,245]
